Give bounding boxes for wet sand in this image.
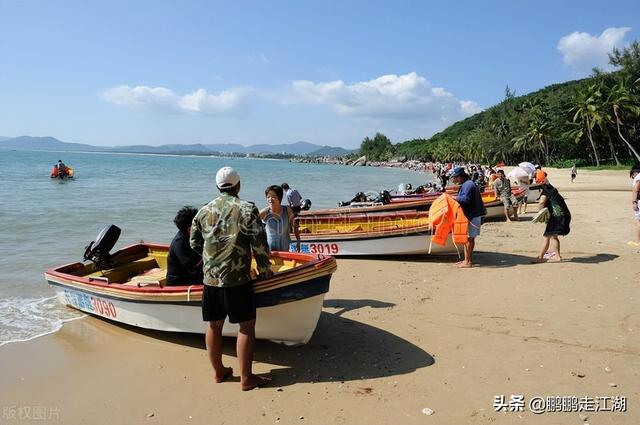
[1,168,638,425]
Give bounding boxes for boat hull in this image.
[44,244,336,345]
[48,282,326,345]
[292,228,458,256]
[295,210,458,256]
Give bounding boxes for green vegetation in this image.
[359,132,395,161]
[362,42,640,167]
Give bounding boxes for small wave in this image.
[0,296,86,347]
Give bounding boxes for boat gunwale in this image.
[44,243,336,295]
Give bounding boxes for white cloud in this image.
[459,100,483,115]
[102,85,253,116]
[557,27,631,70]
[284,72,482,121]
[247,53,269,64]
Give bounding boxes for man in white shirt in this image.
[281,182,303,216]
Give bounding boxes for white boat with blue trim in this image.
[44,236,337,345]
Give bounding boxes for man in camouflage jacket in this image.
[191,166,273,391]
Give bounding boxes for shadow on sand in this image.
[323,298,395,316]
[483,215,533,223]
[367,251,618,268]
[477,251,619,268]
[96,303,434,387]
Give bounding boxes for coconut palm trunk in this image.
[613,107,640,162]
[585,116,600,166]
[605,132,620,165]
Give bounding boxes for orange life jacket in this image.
[427,193,469,246]
[51,166,58,177]
[535,169,546,183]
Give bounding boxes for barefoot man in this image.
[451,167,485,268]
[191,166,273,391]
[493,169,519,222]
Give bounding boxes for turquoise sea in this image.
[0,149,432,346]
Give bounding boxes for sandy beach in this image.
[1,167,638,425]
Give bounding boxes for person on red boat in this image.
[57,160,67,178]
[166,206,203,286]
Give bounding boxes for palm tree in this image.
[569,84,603,166]
[511,132,538,164]
[605,82,640,162]
[512,108,552,164]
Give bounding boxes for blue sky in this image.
[1,0,638,148]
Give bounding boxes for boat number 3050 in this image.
[64,289,117,318]
[292,243,340,255]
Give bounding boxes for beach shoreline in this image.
[1,167,639,425]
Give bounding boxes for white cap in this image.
[216,166,240,189]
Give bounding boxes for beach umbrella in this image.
[507,166,529,181]
[518,162,536,175]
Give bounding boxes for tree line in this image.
[358,42,640,167]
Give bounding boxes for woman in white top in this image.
[630,164,640,246]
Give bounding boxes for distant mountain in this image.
[0,136,106,152]
[309,145,354,156]
[0,136,10,142]
[0,136,349,156]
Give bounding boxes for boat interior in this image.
[297,212,429,234]
[54,244,307,287]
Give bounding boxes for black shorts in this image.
[202,283,256,324]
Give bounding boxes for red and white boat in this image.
[44,241,337,345]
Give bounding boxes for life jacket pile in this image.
[427,193,468,253]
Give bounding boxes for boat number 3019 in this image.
[64,289,117,318]
[292,243,340,255]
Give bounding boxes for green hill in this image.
[392,42,640,166]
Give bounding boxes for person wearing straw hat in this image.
[191,166,273,391]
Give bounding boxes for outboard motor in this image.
[351,192,366,203]
[338,191,368,207]
[379,190,391,204]
[363,191,381,203]
[301,199,312,211]
[83,225,121,268]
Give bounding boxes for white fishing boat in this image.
[44,234,337,345]
[293,210,458,256]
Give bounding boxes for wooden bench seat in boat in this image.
[127,267,167,287]
[88,257,161,285]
